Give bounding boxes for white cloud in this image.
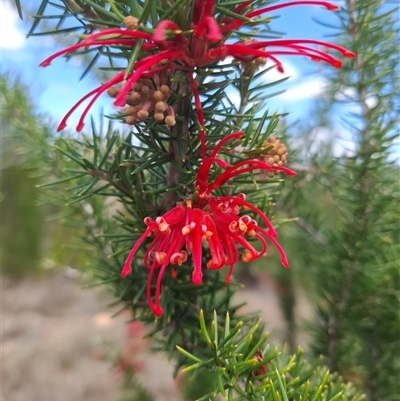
[0,2,25,49]
[279,77,327,101]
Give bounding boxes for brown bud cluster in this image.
[107,79,176,127]
[258,137,289,179]
[123,16,139,31]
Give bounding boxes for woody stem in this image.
[161,80,190,211]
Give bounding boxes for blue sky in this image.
[3,0,395,160]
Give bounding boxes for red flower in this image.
[40,0,355,137]
[121,133,296,316]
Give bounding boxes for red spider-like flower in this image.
[40,0,355,142]
[121,133,296,316]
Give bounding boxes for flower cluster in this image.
[121,133,296,316]
[40,0,355,133]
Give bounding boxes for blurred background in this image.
[1,0,399,400]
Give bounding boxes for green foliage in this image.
[178,311,363,401]
[180,368,218,401]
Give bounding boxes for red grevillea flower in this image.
[40,0,355,138]
[121,133,296,316]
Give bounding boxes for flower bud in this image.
[154,112,165,122]
[165,116,176,127]
[153,91,163,102]
[125,115,136,125]
[155,101,166,112]
[160,84,170,94]
[123,16,139,30]
[137,109,149,120]
[107,87,119,98]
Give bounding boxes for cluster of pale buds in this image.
[107,80,176,126]
[258,137,289,179]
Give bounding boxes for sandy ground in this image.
[1,270,312,401]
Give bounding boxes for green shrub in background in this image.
[0,165,43,277]
[1,75,47,276]
[276,1,400,400]
[0,75,87,276]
